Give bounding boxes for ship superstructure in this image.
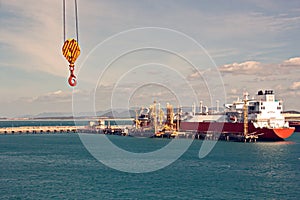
[225,90,289,128]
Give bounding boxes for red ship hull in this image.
[180,122,295,141]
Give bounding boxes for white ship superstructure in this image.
[249,90,289,129]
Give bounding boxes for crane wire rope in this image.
[62,0,79,43]
[62,0,81,87]
[74,0,79,43]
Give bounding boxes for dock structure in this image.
[0,126,81,135]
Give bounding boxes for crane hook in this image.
[62,39,80,87]
[68,63,77,87]
[68,75,77,87]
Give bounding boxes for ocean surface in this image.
[0,124,299,199]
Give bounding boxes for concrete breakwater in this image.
[0,126,82,134]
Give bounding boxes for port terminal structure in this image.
[0,118,134,136]
[0,126,80,135]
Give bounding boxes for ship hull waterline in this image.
[180,122,295,141]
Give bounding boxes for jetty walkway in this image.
[0,126,82,134]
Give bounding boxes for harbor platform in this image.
[0,126,82,134]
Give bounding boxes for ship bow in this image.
[273,127,295,139]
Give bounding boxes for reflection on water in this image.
[257,140,296,146]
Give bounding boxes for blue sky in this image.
[1,0,300,117]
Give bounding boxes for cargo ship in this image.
[180,90,295,141]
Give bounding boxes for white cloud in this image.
[281,57,300,67]
[289,82,300,90]
[219,57,300,77]
[219,61,262,74]
[30,90,72,103]
[188,71,203,79]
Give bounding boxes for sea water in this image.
[0,131,299,199]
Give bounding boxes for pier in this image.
[0,126,81,135]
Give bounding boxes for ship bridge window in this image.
[265,90,274,95]
[249,106,255,111]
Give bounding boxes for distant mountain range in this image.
[13,109,137,119]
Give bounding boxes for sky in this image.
[0,0,300,118]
